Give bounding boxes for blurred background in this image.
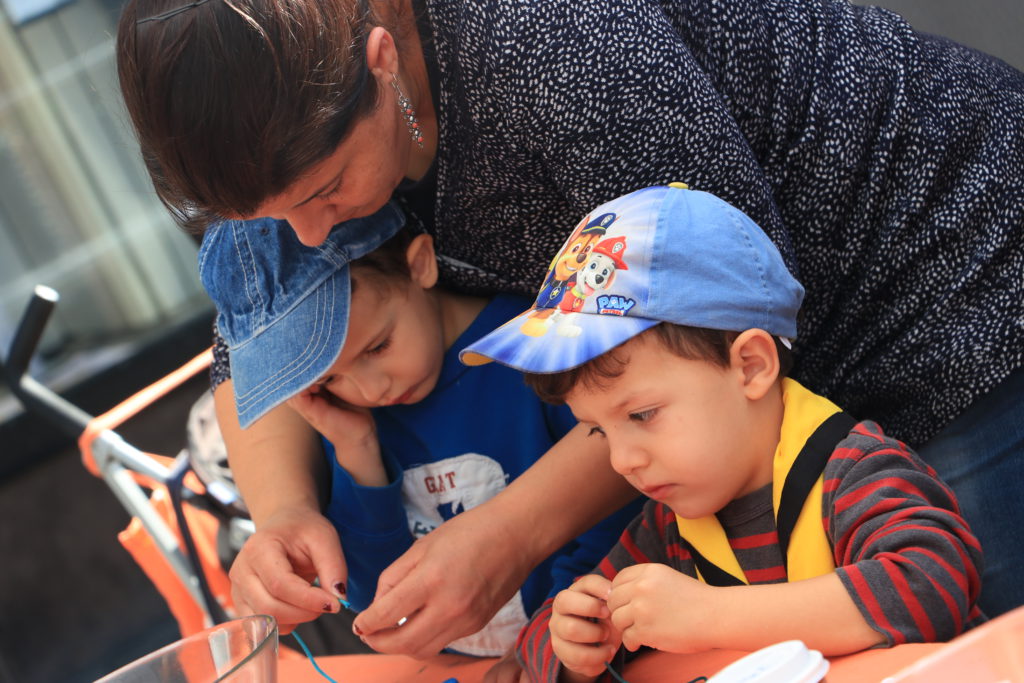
[0,1,1020,681]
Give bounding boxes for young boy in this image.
[460,184,985,682]
[197,202,640,672]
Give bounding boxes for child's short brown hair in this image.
[349,225,417,295]
[525,324,793,405]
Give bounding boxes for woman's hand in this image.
[229,505,348,634]
[607,563,713,653]
[548,575,620,681]
[288,386,387,487]
[351,422,637,658]
[351,500,535,657]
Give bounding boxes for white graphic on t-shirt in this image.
[401,453,526,656]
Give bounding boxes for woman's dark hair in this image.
[117,0,393,232]
[525,323,794,405]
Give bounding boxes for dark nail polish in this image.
[353,623,363,636]
[323,602,333,613]
[333,581,347,597]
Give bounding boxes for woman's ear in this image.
[406,233,438,289]
[366,26,400,80]
[729,329,781,400]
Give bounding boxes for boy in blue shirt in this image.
[198,202,639,674]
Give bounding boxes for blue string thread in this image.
[291,631,339,683]
[291,623,459,683]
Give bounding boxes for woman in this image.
[117,0,1024,661]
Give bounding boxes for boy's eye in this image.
[587,425,606,437]
[313,375,339,394]
[629,408,657,423]
[366,337,391,356]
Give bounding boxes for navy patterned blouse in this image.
[212,0,1024,447]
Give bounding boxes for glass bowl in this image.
[96,615,278,682]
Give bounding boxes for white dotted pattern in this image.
[214,0,1024,447]
[422,0,1024,446]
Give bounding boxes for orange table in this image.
[279,643,943,682]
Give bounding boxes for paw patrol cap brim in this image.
[460,184,804,374]
[198,202,406,428]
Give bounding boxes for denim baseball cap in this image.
[198,202,406,427]
[460,184,804,373]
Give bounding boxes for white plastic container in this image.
[707,640,829,683]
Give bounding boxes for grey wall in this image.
[863,0,1023,70]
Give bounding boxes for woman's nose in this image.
[284,204,335,247]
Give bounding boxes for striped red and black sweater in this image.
[516,420,985,682]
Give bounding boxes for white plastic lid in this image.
[706,640,830,683]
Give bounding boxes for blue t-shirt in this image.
[323,294,640,656]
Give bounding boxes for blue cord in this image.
[605,663,630,683]
[291,627,459,683]
[291,631,339,683]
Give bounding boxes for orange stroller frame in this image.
[1,285,281,645]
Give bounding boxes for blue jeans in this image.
[916,365,1024,617]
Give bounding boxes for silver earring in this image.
[391,75,424,148]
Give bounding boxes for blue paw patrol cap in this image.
[198,202,406,428]
[460,184,803,373]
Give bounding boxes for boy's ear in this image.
[729,329,780,400]
[406,233,439,289]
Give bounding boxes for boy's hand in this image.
[288,385,375,449]
[549,575,620,680]
[288,387,387,486]
[607,563,715,653]
[229,505,347,634]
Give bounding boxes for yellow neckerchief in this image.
[675,378,839,584]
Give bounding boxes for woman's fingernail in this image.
[352,622,363,636]
[323,602,334,613]
[332,581,347,599]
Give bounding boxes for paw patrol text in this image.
[597,294,636,316]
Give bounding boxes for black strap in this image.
[775,411,858,568]
[685,411,857,586]
[689,544,746,587]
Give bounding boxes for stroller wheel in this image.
[185,390,250,518]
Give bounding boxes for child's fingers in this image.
[550,638,616,678]
[570,574,613,600]
[553,586,610,621]
[608,604,642,652]
[620,626,644,653]
[550,612,609,646]
[286,391,326,426]
[289,385,341,412]
[606,571,643,615]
